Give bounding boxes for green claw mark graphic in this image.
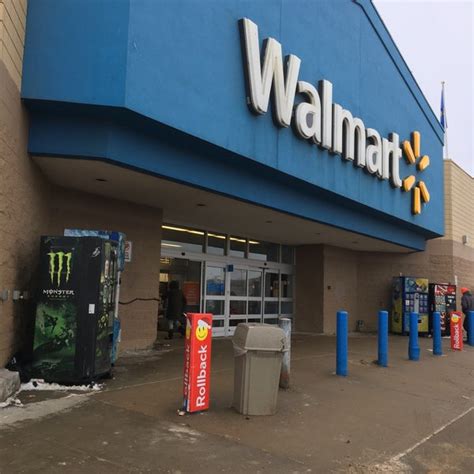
[47,251,73,286]
[65,253,72,283]
[47,252,56,285]
[56,252,64,286]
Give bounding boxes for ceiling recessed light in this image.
[95,178,107,182]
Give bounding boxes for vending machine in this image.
[64,228,126,363]
[391,277,429,335]
[32,236,119,384]
[429,283,456,336]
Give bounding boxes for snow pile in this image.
[20,379,103,392]
[0,396,22,408]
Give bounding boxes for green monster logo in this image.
[47,252,73,286]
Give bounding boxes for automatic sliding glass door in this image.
[203,263,227,337]
[263,270,280,325]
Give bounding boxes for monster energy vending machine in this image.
[391,277,429,335]
[32,236,119,384]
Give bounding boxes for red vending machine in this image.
[429,283,456,336]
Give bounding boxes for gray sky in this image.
[374,0,474,176]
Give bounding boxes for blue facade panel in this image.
[22,0,444,249]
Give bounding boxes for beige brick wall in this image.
[295,159,474,334]
[323,246,358,334]
[0,0,164,364]
[0,0,51,364]
[0,0,27,89]
[295,245,324,333]
[443,160,474,249]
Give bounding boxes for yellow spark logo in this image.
[402,131,430,215]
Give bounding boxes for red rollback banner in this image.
[450,311,463,351]
[183,313,213,412]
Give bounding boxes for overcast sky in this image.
[374,0,473,176]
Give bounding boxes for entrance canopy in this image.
[36,156,410,253]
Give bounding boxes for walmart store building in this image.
[1,0,473,363]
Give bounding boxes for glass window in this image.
[281,245,295,264]
[265,273,280,298]
[206,267,225,296]
[207,232,226,255]
[161,225,204,253]
[247,317,261,323]
[230,269,247,297]
[248,270,262,297]
[212,319,225,328]
[265,301,279,314]
[230,318,246,327]
[230,236,247,258]
[206,300,224,315]
[281,274,293,298]
[230,300,246,315]
[248,241,279,262]
[281,301,293,314]
[264,318,278,325]
[248,301,261,315]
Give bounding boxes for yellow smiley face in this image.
[451,315,460,324]
[195,323,209,341]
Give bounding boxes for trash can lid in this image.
[232,323,288,352]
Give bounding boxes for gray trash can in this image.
[232,323,288,416]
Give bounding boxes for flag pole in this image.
[441,81,449,160]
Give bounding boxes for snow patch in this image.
[20,379,103,392]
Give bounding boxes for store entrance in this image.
[159,258,202,333]
[160,256,293,338]
[203,263,265,337]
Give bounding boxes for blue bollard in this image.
[378,310,388,367]
[432,311,442,356]
[409,312,420,361]
[336,311,348,376]
[468,311,474,346]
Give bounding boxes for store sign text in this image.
[240,18,406,188]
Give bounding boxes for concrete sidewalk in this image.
[1,334,473,473]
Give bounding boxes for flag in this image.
[440,83,447,130]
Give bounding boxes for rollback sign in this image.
[240,18,431,215]
[450,311,463,351]
[182,313,213,412]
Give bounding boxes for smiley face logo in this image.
[196,319,211,341]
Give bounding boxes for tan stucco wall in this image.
[48,188,163,351]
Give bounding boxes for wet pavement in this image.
[1,334,473,473]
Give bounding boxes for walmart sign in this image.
[240,18,430,214]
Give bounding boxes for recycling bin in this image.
[232,323,288,416]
